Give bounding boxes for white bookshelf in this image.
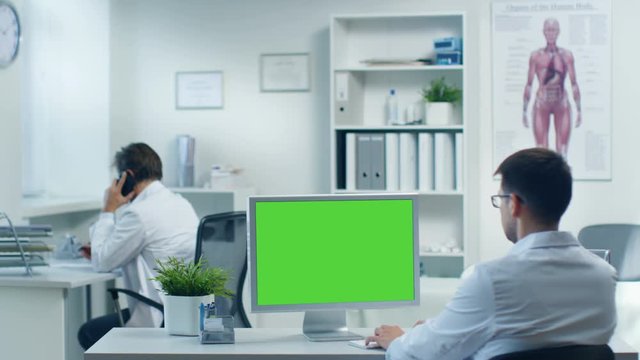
[330,13,467,277]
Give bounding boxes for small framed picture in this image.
[175,71,223,109]
[260,53,310,92]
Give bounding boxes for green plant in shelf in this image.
[421,77,462,104]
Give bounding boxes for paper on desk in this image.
[204,317,224,331]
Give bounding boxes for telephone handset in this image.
[118,171,136,197]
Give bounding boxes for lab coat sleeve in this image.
[90,209,146,272]
[386,266,496,360]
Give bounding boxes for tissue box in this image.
[200,315,235,344]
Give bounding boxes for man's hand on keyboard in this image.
[365,325,404,349]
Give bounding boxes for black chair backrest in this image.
[578,224,640,281]
[490,344,614,360]
[195,211,251,328]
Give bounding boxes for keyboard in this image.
[304,330,364,342]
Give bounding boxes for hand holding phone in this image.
[102,171,136,212]
[119,171,136,196]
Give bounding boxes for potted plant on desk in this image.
[422,77,462,125]
[153,257,232,336]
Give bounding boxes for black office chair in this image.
[106,288,164,327]
[490,344,614,360]
[578,224,640,281]
[105,211,251,328]
[195,211,251,328]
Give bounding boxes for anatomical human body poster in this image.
[492,0,611,179]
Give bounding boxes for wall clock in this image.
[0,1,20,68]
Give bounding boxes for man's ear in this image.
[509,193,523,218]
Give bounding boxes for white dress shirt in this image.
[90,180,199,327]
[387,231,617,360]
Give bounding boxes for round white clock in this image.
[0,1,20,68]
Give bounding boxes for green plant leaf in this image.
[151,256,233,297]
[421,77,462,103]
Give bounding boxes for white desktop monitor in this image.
[248,193,419,341]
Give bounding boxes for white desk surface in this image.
[0,259,117,288]
[87,328,383,360]
[86,328,638,360]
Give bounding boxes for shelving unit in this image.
[0,212,53,275]
[330,13,467,277]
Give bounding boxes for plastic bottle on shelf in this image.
[385,89,400,125]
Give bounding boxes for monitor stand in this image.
[302,310,364,342]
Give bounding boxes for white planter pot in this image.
[425,102,456,125]
[164,294,212,336]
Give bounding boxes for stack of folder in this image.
[344,132,463,192]
[0,224,53,238]
[0,224,53,269]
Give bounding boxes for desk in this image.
[0,260,118,360]
[86,328,638,360]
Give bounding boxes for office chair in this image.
[490,344,614,360]
[195,211,251,328]
[105,211,251,328]
[107,288,164,327]
[588,248,612,264]
[578,224,640,281]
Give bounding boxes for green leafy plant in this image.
[421,77,462,103]
[152,257,233,297]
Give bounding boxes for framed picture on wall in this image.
[175,71,224,109]
[260,53,310,92]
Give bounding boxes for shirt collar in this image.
[131,180,164,204]
[509,231,580,256]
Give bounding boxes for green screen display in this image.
[254,199,416,306]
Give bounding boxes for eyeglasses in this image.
[490,194,511,208]
[491,194,525,208]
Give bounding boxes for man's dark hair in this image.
[114,143,163,181]
[494,148,572,224]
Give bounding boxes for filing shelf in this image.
[330,13,467,277]
[0,213,53,275]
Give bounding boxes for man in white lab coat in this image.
[366,148,617,360]
[78,143,199,350]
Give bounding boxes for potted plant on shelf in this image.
[153,257,232,336]
[421,77,462,125]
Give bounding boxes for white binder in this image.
[385,133,400,191]
[398,133,417,191]
[418,132,434,191]
[455,132,463,191]
[434,132,455,192]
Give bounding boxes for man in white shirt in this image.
[366,148,617,360]
[78,143,199,350]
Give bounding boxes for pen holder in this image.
[200,313,235,344]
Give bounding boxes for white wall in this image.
[109,0,480,196]
[0,0,23,220]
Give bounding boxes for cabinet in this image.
[171,188,256,219]
[330,13,467,277]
